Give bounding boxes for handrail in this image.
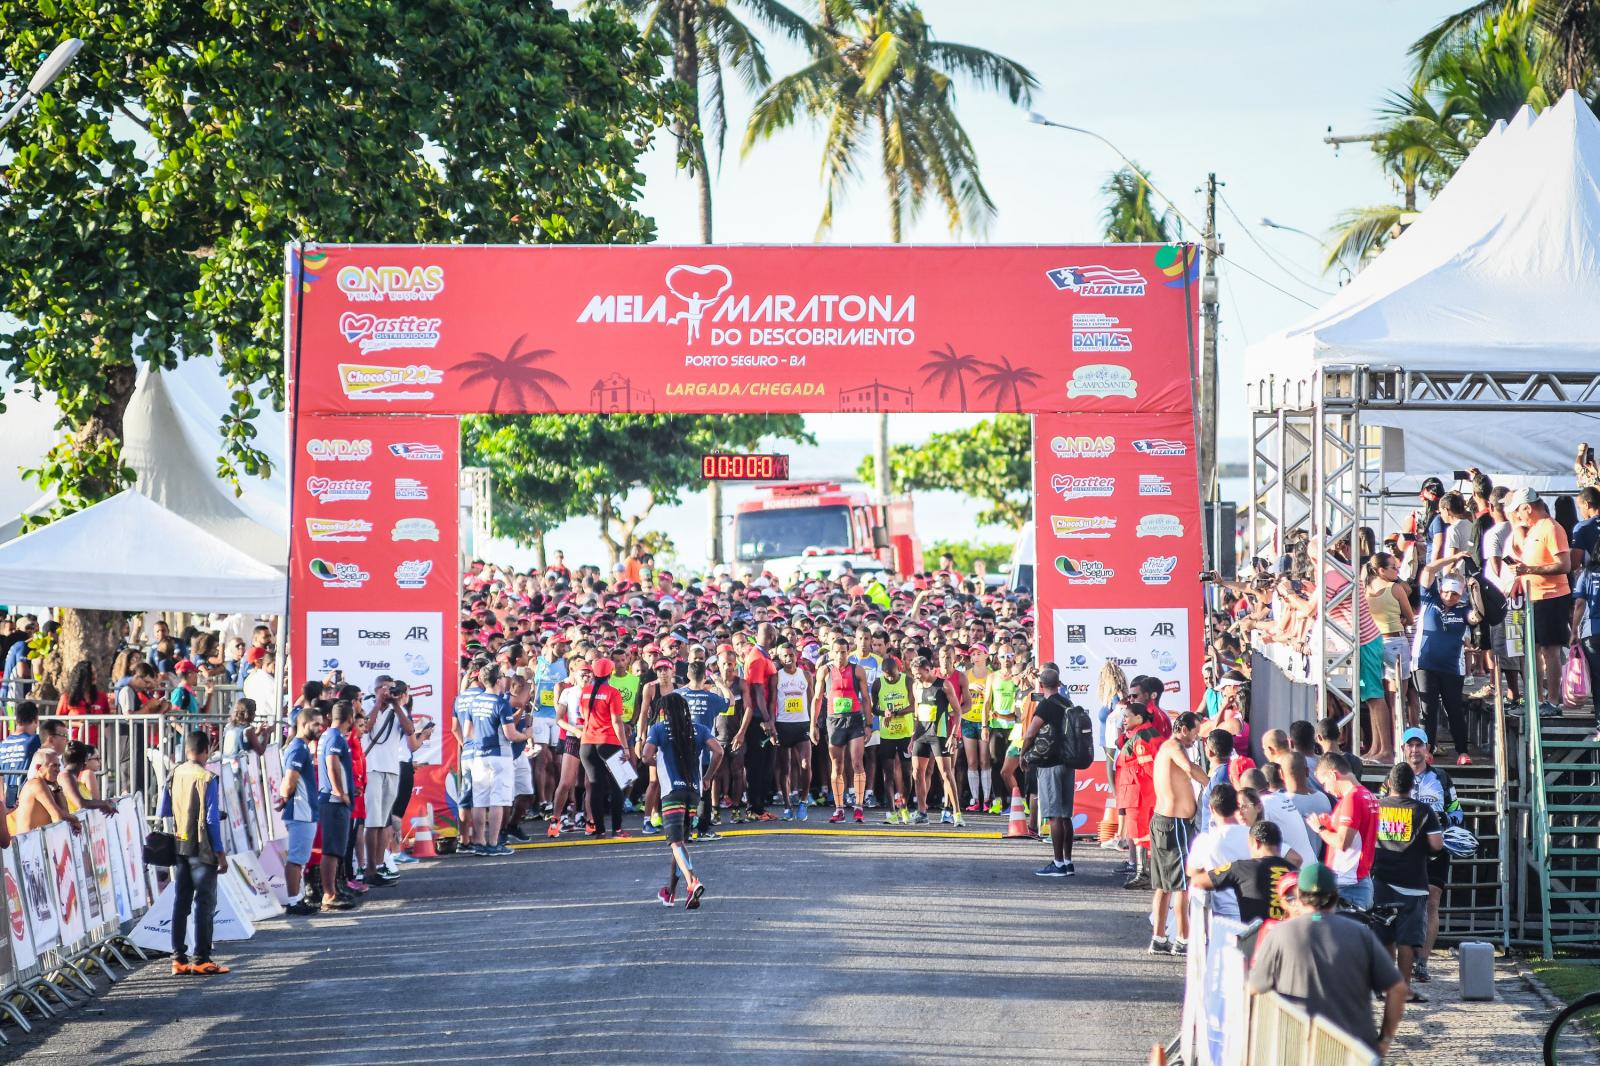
[1519,599,1553,959]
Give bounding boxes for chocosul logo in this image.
[336,264,444,302]
[577,264,917,346]
[1050,515,1117,540]
[337,363,444,402]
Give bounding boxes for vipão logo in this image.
[1140,556,1179,586]
[305,517,373,543]
[395,559,434,589]
[1139,474,1174,497]
[1050,474,1115,501]
[1054,557,1114,585]
[1050,435,1115,459]
[305,476,371,504]
[388,442,445,461]
[337,363,444,402]
[1050,515,1117,539]
[1132,438,1187,457]
[1071,313,1133,353]
[395,478,428,501]
[336,264,444,302]
[338,312,442,354]
[305,438,372,462]
[1137,514,1185,538]
[1045,265,1148,297]
[1067,364,1137,399]
[308,558,370,589]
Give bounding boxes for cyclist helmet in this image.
[1441,825,1479,858]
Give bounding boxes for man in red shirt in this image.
[1307,753,1380,909]
[740,623,780,820]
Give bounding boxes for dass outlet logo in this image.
[337,264,445,302]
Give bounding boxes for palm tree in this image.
[745,0,1034,497]
[453,335,567,413]
[1327,4,1554,272]
[918,342,983,411]
[974,354,1042,413]
[594,0,814,243]
[1099,164,1175,243]
[743,0,1037,242]
[1414,0,1600,93]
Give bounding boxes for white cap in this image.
[1438,575,1465,594]
[1506,487,1539,510]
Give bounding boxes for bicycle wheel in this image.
[1545,991,1600,1066]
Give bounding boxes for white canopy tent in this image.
[1245,90,1600,478]
[0,353,288,568]
[0,489,286,614]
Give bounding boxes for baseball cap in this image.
[1438,575,1465,595]
[1218,670,1248,689]
[174,659,198,674]
[1401,726,1429,746]
[1506,487,1539,510]
[1296,862,1337,898]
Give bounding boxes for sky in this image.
[505,1,1467,568]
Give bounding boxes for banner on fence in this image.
[253,841,292,905]
[115,796,148,912]
[0,850,13,980]
[129,871,257,954]
[70,830,103,934]
[18,832,57,953]
[46,822,87,947]
[4,845,37,971]
[260,744,288,841]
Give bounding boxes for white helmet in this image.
[1441,825,1479,858]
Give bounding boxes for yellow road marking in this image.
[506,827,1004,849]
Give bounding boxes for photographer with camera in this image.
[362,675,416,886]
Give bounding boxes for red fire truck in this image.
[731,483,922,583]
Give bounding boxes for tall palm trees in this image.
[743,0,1034,498]
[1098,164,1175,243]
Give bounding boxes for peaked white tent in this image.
[0,490,285,613]
[1245,90,1600,477]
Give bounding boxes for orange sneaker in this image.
[547,823,561,839]
[190,961,231,975]
[171,959,194,976]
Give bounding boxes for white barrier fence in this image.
[0,745,289,1044]
[1180,902,1380,1066]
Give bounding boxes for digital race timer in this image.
[701,453,790,481]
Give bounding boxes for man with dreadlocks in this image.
[642,691,724,909]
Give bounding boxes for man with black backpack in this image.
[1021,665,1094,878]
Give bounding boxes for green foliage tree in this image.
[925,537,1012,575]
[463,414,812,565]
[856,414,1030,530]
[1099,164,1175,243]
[0,2,669,679]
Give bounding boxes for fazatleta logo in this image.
[577,264,917,346]
[1045,264,1148,297]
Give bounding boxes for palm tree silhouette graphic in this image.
[453,335,567,413]
[919,342,984,412]
[975,355,1042,413]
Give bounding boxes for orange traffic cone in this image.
[1148,1042,1166,1066]
[409,804,438,859]
[1097,801,1118,844]
[1003,789,1035,839]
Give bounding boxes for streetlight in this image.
[1027,110,1201,234]
[1260,217,1321,244]
[0,38,84,135]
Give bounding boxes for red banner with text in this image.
[289,414,461,835]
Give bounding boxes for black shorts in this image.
[1533,594,1573,648]
[562,735,581,759]
[713,716,740,746]
[318,800,352,856]
[1427,848,1452,890]
[1149,814,1195,892]
[1374,882,1428,947]
[661,787,697,844]
[911,721,948,759]
[878,736,911,762]
[776,721,810,748]
[390,760,415,821]
[827,713,865,747]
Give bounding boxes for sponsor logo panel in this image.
[336,264,445,302]
[1049,474,1115,501]
[338,363,444,402]
[1067,363,1137,399]
[305,438,372,462]
[1071,313,1132,353]
[305,477,371,504]
[1050,435,1115,459]
[338,312,441,354]
[1136,514,1184,538]
[388,443,445,461]
[1050,515,1117,539]
[1139,474,1173,497]
[1044,265,1148,297]
[306,517,373,543]
[308,558,369,589]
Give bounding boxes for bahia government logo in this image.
[338,313,441,354]
[1140,556,1179,586]
[1053,556,1114,585]
[1071,313,1133,352]
[1044,264,1148,297]
[394,478,428,501]
[1139,474,1174,497]
[1067,364,1137,399]
[1050,435,1115,459]
[336,264,445,302]
[388,442,445,461]
[395,559,433,589]
[305,438,372,462]
[1050,474,1115,501]
[1132,438,1188,457]
[309,558,369,589]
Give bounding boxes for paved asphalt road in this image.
[9,822,1183,1065]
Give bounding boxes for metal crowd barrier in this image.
[0,797,157,1045]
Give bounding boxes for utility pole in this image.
[1199,173,1222,506]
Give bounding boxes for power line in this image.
[1216,190,1335,296]
[1213,254,1321,308]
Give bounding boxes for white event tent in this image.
[1245,89,1600,479]
[0,489,285,614]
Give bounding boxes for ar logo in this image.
[1151,622,1177,638]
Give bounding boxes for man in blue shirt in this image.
[465,664,527,856]
[317,701,356,912]
[0,701,42,807]
[1571,491,1600,739]
[675,661,729,838]
[1412,553,1473,764]
[642,693,725,909]
[2,615,36,700]
[273,707,323,915]
[530,635,569,813]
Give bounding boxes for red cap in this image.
[175,659,199,674]
[591,657,615,679]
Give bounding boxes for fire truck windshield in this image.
[734,505,852,562]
